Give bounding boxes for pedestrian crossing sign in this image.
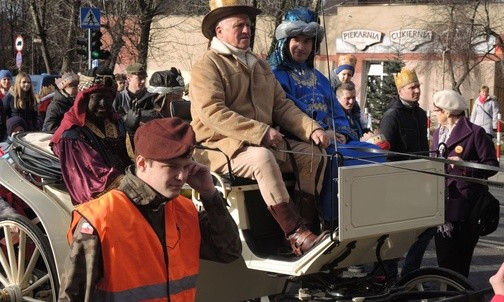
[80,7,100,29]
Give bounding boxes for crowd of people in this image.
[0,1,502,300]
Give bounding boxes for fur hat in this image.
[56,72,79,90]
[433,90,468,115]
[135,117,196,161]
[126,63,147,76]
[0,70,12,80]
[147,68,185,94]
[335,54,357,75]
[201,0,261,40]
[394,67,419,89]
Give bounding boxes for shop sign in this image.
[342,29,383,51]
[390,29,433,50]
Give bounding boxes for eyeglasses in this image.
[433,108,442,112]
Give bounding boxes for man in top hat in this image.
[379,67,433,280]
[58,117,241,301]
[189,0,330,256]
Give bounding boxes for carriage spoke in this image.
[21,249,40,287]
[17,231,26,284]
[0,226,14,282]
[4,226,19,283]
[0,272,9,287]
[22,273,50,295]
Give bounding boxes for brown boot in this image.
[293,190,320,233]
[268,202,327,256]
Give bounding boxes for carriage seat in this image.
[9,132,62,184]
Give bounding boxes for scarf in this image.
[50,84,118,144]
[478,95,489,104]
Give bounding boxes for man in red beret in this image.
[58,117,241,302]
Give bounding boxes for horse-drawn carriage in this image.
[0,131,493,301]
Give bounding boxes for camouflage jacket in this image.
[58,165,241,301]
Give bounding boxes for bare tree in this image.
[421,1,504,93]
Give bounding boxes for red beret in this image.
[134,117,196,161]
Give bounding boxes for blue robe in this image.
[272,62,385,221]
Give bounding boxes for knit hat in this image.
[126,63,147,76]
[201,0,261,40]
[6,117,27,137]
[135,117,195,161]
[56,72,79,90]
[394,67,419,89]
[335,54,356,75]
[147,68,185,94]
[0,70,12,80]
[433,90,468,115]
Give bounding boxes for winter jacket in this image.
[2,94,38,131]
[379,95,429,160]
[112,88,155,117]
[432,116,498,222]
[470,96,499,137]
[42,90,74,132]
[189,37,322,170]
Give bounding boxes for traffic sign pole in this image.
[87,29,92,70]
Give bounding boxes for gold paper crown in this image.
[394,67,419,89]
[338,54,357,67]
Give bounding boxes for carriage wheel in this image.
[0,214,58,301]
[393,267,476,301]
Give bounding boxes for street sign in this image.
[15,35,24,52]
[15,51,22,69]
[80,8,100,29]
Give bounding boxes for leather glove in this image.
[124,101,142,133]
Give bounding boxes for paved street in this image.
[417,185,504,301]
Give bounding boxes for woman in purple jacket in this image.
[431,89,499,277]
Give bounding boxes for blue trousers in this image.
[319,140,386,222]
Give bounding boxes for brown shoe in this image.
[288,225,328,256]
[268,202,327,256]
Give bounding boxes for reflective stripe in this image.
[169,274,198,295]
[94,274,198,302]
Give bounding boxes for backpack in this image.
[469,188,500,236]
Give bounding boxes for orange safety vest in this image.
[68,190,201,302]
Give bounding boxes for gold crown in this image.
[338,54,357,67]
[394,67,418,89]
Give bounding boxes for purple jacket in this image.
[432,116,498,222]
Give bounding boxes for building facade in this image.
[147,3,504,115]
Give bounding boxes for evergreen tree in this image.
[366,59,404,129]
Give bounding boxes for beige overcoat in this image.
[190,41,322,170]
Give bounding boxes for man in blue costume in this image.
[268,7,386,225]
